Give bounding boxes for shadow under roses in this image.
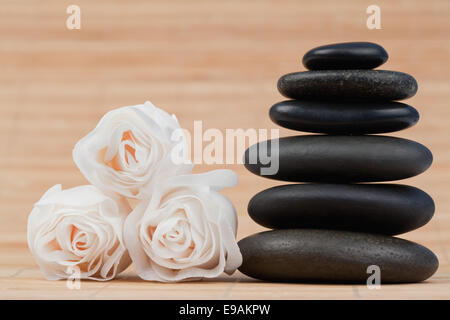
[111,273,260,283]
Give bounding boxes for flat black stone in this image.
[243,135,432,182]
[269,100,419,134]
[302,42,388,70]
[238,229,439,283]
[248,184,434,235]
[277,70,418,101]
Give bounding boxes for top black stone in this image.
[302,42,389,70]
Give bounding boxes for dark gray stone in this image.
[269,100,419,134]
[238,229,439,283]
[243,135,432,183]
[302,42,388,70]
[277,70,418,101]
[248,184,434,235]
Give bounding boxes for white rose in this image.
[73,101,192,199]
[124,169,242,282]
[27,184,131,281]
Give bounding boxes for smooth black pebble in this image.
[248,184,434,235]
[243,135,432,183]
[269,100,419,134]
[277,70,418,101]
[238,229,439,283]
[302,42,388,70]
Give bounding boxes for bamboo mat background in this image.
[1,0,449,299]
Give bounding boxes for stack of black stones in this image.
[239,42,438,283]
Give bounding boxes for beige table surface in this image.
[1,0,449,299]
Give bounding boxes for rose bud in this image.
[73,101,192,199]
[27,184,131,281]
[124,169,242,282]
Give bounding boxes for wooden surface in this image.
[1,0,450,299]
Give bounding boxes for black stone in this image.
[277,70,418,101]
[269,100,419,134]
[302,42,388,70]
[248,184,434,235]
[238,229,439,283]
[243,135,432,183]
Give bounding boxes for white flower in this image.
[124,169,242,282]
[73,101,192,199]
[27,185,131,281]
